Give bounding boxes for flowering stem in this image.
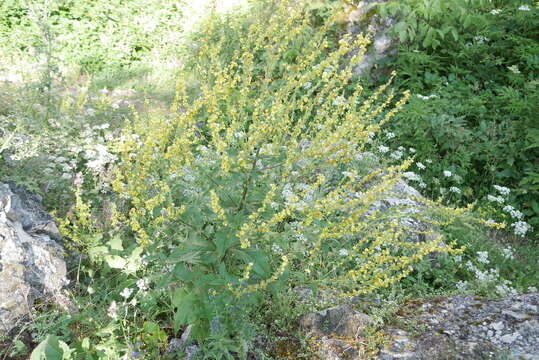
[238,147,261,212]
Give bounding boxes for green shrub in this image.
[57,1,490,357]
[374,0,539,236]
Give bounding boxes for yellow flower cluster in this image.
[65,0,482,298]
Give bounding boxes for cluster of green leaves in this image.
[378,0,492,49]
[374,0,539,234]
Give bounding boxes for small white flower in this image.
[487,195,504,204]
[501,247,514,260]
[508,65,521,74]
[338,248,349,257]
[303,82,313,90]
[528,286,538,292]
[418,182,427,189]
[493,185,510,196]
[477,251,489,265]
[443,170,452,177]
[416,162,426,170]
[386,132,395,139]
[120,288,133,299]
[136,278,149,291]
[454,255,462,263]
[378,145,389,153]
[112,103,120,109]
[490,9,501,15]
[409,148,416,153]
[271,244,283,254]
[518,5,530,11]
[416,94,437,100]
[332,96,346,106]
[403,172,421,181]
[390,151,403,160]
[456,281,468,291]
[511,221,531,237]
[503,205,523,220]
[108,301,119,320]
[449,186,461,194]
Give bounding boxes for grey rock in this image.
[379,293,539,360]
[299,303,372,339]
[167,324,193,356]
[344,0,399,80]
[297,293,539,360]
[299,303,372,359]
[0,182,69,335]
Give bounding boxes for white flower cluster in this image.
[487,194,504,204]
[416,94,437,100]
[490,9,501,15]
[500,247,515,260]
[493,185,510,196]
[518,5,530,11]
[477,251,489,265]
[466,261,499,282]
[136,278,149,291]
[449,186,461,194]
[85,143,117,172]
[473,36,490,45]
[495,280,518,296]
[503,205,524,220]
[338,248,349,257]
[403,171,421,182]
[271,243,283,254]
[390,150,403,160]
[511,221,531,237]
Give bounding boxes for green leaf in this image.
[104,255,126,269]
[107,235,123,251]
[30,335,63,360]
[125,246,144,273]
[530,201,539,214]
[172,288,197,332]
[242,249,272,279]
[87,245,108,260]
[143,321,168,344]
[214,231,237,258]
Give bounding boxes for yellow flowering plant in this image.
[61,0,481,354]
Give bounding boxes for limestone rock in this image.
[379,293,539,360]
[299,303,373,360]
[345,0,398,80]
[0,182,69,335]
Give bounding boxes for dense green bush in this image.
[375,0,539,235]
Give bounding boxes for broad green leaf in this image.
[172,288,197,331]
[30,335,63,360]
[104,255,126,269]
[125,246,144,273]
[107,235,123,251]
